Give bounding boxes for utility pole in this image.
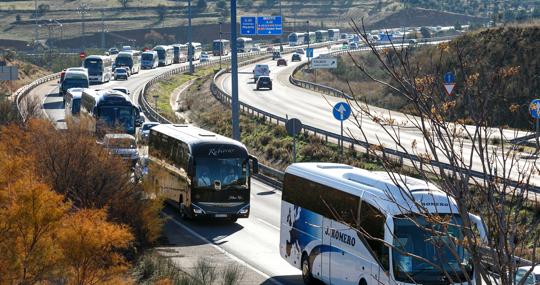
[78,4,89,50]
[34,0,39,48]
[230,0,240,141]
[279,0,283,52]
[188,0,194,74]
[101,9,106,50]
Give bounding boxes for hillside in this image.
[0,0,502,49]
[298,24,540,129]
[0,49,49,96]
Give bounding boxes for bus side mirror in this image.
[249,155,259,174]
[469,213,488,243]
[187,156,195,177]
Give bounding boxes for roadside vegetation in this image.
[298,24,539,129]
[0,117,163,284]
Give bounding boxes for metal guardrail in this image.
[13,72,61,121]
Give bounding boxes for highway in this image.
[217,45,540,188]
[26,55,303,284]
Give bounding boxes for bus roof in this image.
[285,162,455,214]
[151,124,247,150]
[84,55,109,60]
[66,88,85,98]
[213,39,230,43]
[142,50,157,55]
[117,51,135,57]
[237,37,252,41]
[153,45,172,50]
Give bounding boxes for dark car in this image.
[277,58,287,66]
[272,51,281,60]
[256,76,272,90]
[291,53,302,62]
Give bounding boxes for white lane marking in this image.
[256,218,280,231]
[162,212,286,285]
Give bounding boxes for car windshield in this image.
[393,214,473,284]
[195,158,247,189]
[107,138,136,149]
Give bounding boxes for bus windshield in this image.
[97,106,135,132]
[84,59,102,73]
[142,53,154,61]
[115,56,132,66]
[63,79,88,90]
[156,50,166,59]
[195,158,247,189]
[392,214,473,284]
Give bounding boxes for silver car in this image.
[103,134,139,165]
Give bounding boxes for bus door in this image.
[320,217,332,284]
[328,219,358,285]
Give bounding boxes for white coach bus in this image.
[280,163,486,285]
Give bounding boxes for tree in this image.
[196,0,207,11]
[454,22,462,30]
[117,0,130,9]
[344,20,540,284]
[15,14,21,22]
[145,30,164,46]
[59,209,133,285]
[419,26,431,38]
[37,4,49,16]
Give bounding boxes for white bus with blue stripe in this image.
[280,163,486,285]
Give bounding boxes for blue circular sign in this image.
[444,72,455,84]
[530,99,540,119]
[333,102,352,121]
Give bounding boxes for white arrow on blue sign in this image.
[444,72,455,84]
[333,102,351,121]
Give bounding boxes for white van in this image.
[253,64,270,82]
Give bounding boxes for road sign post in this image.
[286,118,303,163]
[332,102,352,158]
[530,99,540,151]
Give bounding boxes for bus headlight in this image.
[237,204,250,215]
[192,204,205,215]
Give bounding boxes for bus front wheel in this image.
[301,253,314,285]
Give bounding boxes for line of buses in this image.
[288,28,341,46]
[64,34,488,285]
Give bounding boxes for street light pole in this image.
[219,21,222,70]
[307,20,310,66]
[34,0,39,48]
[231,0,240,141]
[188,0,194,74]
[279,0,283,52]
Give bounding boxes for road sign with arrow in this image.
[312,57,337,69]
[332,102,352,157]
[443,71,456,95]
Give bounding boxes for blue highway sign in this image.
[306,48,314,58]
[530,99,540,119]
[333,102,352,121]
[257,16,282,35]
[444,71,455,84]
[240,17,257,35]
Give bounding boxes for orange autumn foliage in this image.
[0,122,135,285]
